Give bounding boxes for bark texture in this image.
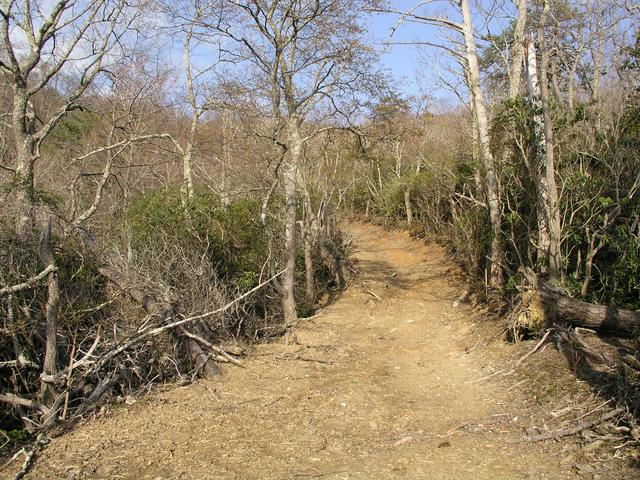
[38,219,60,407]
[281,118,302,325]
[523,269,640,334]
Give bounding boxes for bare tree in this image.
[202,0,379,325]
[380,1,505,286]
[160,1,225,203]
[525,0,562,282]
[0,0,139,236]
[458,0,504,287]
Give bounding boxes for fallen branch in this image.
[179,329,245,368]
[622,354,640,371]
[10,434,48,480]
[0,356,39,369]
[0,393,48,415]
[364,288,380,300]
[520,407,624,443]
[553,324,614,366]
[290,356,334,365]
[0,265,58,297]
[84,271,284,376]
[40,331,101,385]
[515,329,552,368]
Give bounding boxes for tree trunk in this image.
[304,232,314,305]
[465,76,484,197]
[282,119,301,325]
[404,187,413,225]
[220,113,233,207]
[590,11,604,125]
[182,24,199,204]
[38,218,59,408]
[526,3,562,282]
[182,113,197,203]
[13,94,37,237]
[460,0,503,288]
[508,0,528,98]
[303,189,315,305]
[14,164,35,237]
[526,35,551,266]
[580,231,601,297]
[499,0,527,202]
[581,253,595,297]
[538,22,563,282]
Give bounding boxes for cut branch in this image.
[522,269,640,334]
[180,329,246,368]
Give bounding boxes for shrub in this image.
[125,185,268,290]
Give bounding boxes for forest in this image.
[0,0,639,477]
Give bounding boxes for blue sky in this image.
[165,1,515,112]
[367,3,432,101]
[367,1,514,107]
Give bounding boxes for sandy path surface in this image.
[22,222,579,479]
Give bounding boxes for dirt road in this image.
[24,222,579,479]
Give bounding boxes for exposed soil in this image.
[9,222,636,479]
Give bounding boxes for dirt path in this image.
[24,222,579,479]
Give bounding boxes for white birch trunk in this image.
[526,25,562,282]
[460,0,504,287]
[508,0,528,98]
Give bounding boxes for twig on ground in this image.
[364,289,380,300]
[10,434,48,480]
[576,399,613,421]
[0,393,48,415]
[519,407,624,443]
[180,329,245,368]
[470,369,505,383]
[515,329,552,368]
[277,354,335,365]
[507,378,529,392]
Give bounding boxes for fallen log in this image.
[543,294,640,334]
[179,328,245,368]
[521,269,640,335]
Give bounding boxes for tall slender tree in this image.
[203,0,379,324]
